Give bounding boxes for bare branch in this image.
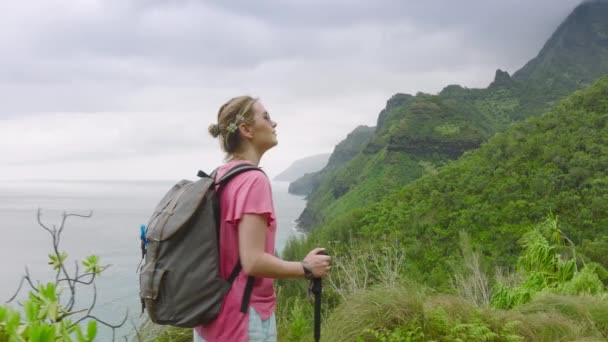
[36,208,55,235]
[131,319,143,342]
[17,209,127,340]
[6,267,39,303]
[55,267,61,284]
[61,270,128,340]
[59,210,67,237]
[58,273,96,285]
[65,211,94,219]
[84,283,99,319]
[49,213,76,311]
[55,210,94,312]
[70,309,129,341]
[59,210,94,236]
[99,309,129,329]
[59,308,89,319]
[5,276,26,303]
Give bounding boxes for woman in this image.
[194,96,331,342]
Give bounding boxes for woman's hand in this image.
[239,215,329,279]
[302,248,332,278]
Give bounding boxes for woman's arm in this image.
[238,213,330,279]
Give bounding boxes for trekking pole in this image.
[311,250,328,342]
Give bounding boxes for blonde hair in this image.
[208,96,258,155]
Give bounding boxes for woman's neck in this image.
[229,148,262,166]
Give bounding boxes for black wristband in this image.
[301,261,315,280]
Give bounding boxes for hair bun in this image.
[208,124,221,138]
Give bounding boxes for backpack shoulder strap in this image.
[215,163,264,314]
[196,163,262,183]
[216,163,264,186]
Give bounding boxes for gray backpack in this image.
[138,163,262,328]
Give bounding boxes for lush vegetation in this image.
[278,216,608,341]
[513,0,608,112]
[294,1,608,234]
[286,75,608,291]
[279,42,608,342]
[296,125,376,228]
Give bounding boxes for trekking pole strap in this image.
[228,262,242,284]
[227,262,256,314]
[241,276,255,313]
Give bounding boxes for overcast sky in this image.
[0,0,582,180]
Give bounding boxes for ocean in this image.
[0,179,306,340]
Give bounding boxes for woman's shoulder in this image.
[216,160,269,186]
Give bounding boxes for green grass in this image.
[135,319,192,342]
[322,285,608,342]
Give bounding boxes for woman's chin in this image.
[262,140,278,152]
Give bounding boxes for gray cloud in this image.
[1,1,580,81]
[0,0,584,179]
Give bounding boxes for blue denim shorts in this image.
[193,307,277,342]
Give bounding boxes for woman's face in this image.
[248,101,278,152]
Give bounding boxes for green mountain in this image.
[276,2,608,339]
[340,76,608,283]
[278,76,608,339]
[513,0,608,95]
[293,0,608,232]
[295,125,375,225]
[288,75,608,286]
[506,0,608,119]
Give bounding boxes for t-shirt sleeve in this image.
[224,172,276,226]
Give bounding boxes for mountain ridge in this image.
[292,0,608,231]
[273,153,330,182]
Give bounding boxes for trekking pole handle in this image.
[311,250,328,291]
[314,250,328,279]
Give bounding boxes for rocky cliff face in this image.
[288,125,375,196]
[325,126,376,168]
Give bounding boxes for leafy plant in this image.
[0,209,127,341]
[491,217,606,309]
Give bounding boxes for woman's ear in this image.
[238,123,254,139]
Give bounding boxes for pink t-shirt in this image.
[195,160,277,342]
